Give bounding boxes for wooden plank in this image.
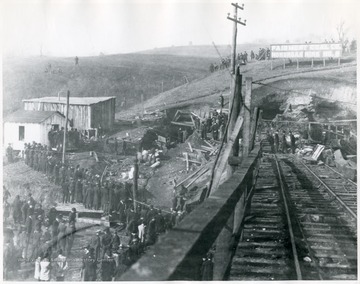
[120,146,261,281]
[179,157,202,165]
[171,121,194,127]
[188,142,193,153]
[242,77,252,157]
[185,168,209,188]
[209,114,244,195]
[184,152,189,171]
[175,166,206,188]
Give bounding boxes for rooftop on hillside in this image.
[4,110,64,124]
[23,96,116,106]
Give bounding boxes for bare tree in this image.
[336,21,349,53]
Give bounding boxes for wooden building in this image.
[3,110,66,150]
[23,96,116,132]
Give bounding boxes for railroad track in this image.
[228,145,357,280]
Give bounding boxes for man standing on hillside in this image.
[75,56,79,65]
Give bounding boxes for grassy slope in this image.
[119,55,356,119]
[2,53,214,115]
[138,43,266,58]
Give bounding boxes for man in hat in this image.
[101,227,112,259]
[12,195,21,224]
[65,223,75,256]
[111,230,120,253]
[68,208,77,227]
[91,230,102,261]
[69,177,76,203]
[81,246,96,281]
[75,179,83,203]
[62,178,70,204]
[57,219,67,252]
[290,131,296,154]
[54,248,68,281]
[100,251,116,281]
[274,130,279,153]
[52,215,61,243]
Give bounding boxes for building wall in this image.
[24,101,91,130]
[4,123,42,150]
[4,114,66,150]
[90,98,115,130]
[24,98,115,131]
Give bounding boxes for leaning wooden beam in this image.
[189,115,196,127]
[171,121,194,127]
[184,152,189,171]
[209,114,244,195]
[179,158,202,165]
[185,168,209,188]
[188,142,193,153]
[249,107,259,151]
[204,140,215,149]
[175,166,206,188]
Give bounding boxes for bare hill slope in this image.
[2,54,214,115]
[118,56,356,119]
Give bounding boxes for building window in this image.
[19,126,25,141]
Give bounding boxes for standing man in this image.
[290,131,296,154]
[281,130,287,153]
[274,130,279,153]
[6,143,14,163]
[54,249,68,281]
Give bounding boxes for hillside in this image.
[138,43,266,58]
[2,53,214,115]
[118,55,357,120]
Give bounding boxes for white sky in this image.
[1,0,358,57]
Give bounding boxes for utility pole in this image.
[62,90,70,164]
[227,3,246,156]
[227,3,246,74]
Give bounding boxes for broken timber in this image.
[209,114,244,195]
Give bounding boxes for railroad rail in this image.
[121,140,356,281]
[229,142,357,280]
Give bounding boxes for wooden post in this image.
[228,67,242,157]
[323,58,326,67]
[311,58,314,68]
[296,58,299,69]
[133,157,139,212]
[208,115,244,196]
[62,91,70,164]
[213,212,234,280]
[230,4,238,75]
[242,77,252,157]
[249,107,259,151]
[256,109,263,142]
[338,57,341,66]
[283,59,286,69]
[335,125,338,139]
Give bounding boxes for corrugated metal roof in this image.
[23,96,115,106]
[4,110,64,124]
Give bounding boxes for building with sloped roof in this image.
[4,110,66,150]
[23,96,116,132]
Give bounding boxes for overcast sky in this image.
[2,0,358,57]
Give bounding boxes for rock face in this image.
[253,76,356,122]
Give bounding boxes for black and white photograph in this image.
[1,0,358,281]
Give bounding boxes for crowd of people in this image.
[266,129,297,154]
[209,47,272,73]
[48,127,81,151]
[3,186,77,281]
[4,138,197,280]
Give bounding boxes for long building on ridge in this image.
[23,96,116,133]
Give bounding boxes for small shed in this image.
[3,110,66,150]
[23,96,116,132]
